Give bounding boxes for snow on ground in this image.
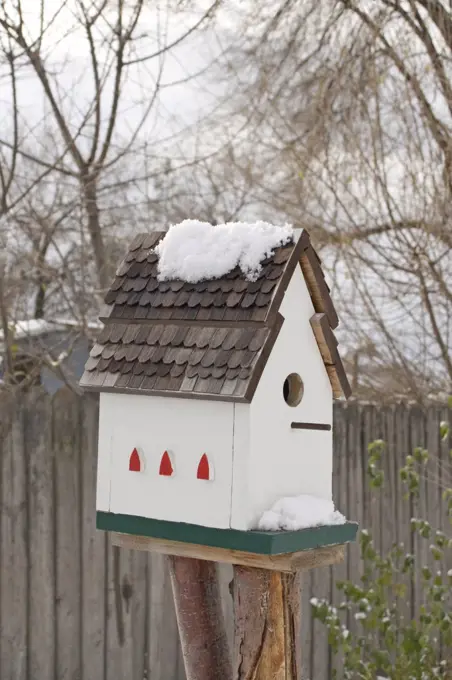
[154,219,294,283]
[256,494,347,531]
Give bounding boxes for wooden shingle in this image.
[81,228,351,401]
[80,321,279,401]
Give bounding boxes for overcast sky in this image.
[0,1,232,158]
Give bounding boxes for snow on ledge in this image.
[255,494,347,532]
[154,219,294,283]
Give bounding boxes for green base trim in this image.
[97,511,358,555]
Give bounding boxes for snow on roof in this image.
[154,219,294,283]
[256,494,347,531]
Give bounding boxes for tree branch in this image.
[417,0,452,53]
[340,1,451,159]
[97,0,144,167]
[418,259,452,381]
[124,1,219,66]
[329,219,452,249]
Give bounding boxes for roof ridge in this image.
[102,231,297,326]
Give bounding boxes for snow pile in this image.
[256,494,347,531]
[154,219,294,283]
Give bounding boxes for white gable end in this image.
[251,261,332,423]
[233,264,333,529]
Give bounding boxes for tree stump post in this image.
[168,555,232,680]
[232,566,302,680]
[112,533,350,679]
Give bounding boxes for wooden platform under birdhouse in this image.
[98,511,358,572]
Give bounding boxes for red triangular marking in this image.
[159,451,173,476]
[129,448,141,472]
[197,454,210,480]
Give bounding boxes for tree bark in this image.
[81,173,109,291]
[168,556,232,680]
[0,267,13,381]
[233,567,301,680]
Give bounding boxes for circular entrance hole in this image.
[283,373,304,407]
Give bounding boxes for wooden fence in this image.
[0,390,450,680]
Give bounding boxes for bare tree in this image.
[0,28,25,382]
[0,0,220,390]
[0,0,219,294]
[204,0,452,400]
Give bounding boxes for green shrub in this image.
[311,410,452,679]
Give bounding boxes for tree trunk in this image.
[168,555,232,680]
[233,566,301,680]
[0,268,13,381]
[81,173,109,291]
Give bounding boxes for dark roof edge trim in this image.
[300,245,339,330]
[80,383,252,403]
[265,230,310,326]
[310,312,352,399]
[264,229,339,332]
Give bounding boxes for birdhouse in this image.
[81,222,357,556]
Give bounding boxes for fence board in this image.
[410,406,427,619]
[346,403,361,640]
[80,395,106,680]
[27,395,55,680]
[0,405,28,680]
[331,400,349,678]
[132,551,148,680]
[427,406,442,546]
[366,405,382,551]
[147,554,181,680]
[54,390,82,680]
[105,543,135,680]
[382,407,397,555]
[310,565,331,680]
[0,392,450,680]
[302,568,314,680]
[439,405,452,662]
[396,404,415,625]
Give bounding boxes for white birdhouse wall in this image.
[243,266,334,529]
[97,392,234,528]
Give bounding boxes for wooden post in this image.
[111,533,349,679]
[232,566,301,680]
[168,555,232,680]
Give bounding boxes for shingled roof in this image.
[80,229,351,401]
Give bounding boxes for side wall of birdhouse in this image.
[241,264,334,530]
[97,392,235,528]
